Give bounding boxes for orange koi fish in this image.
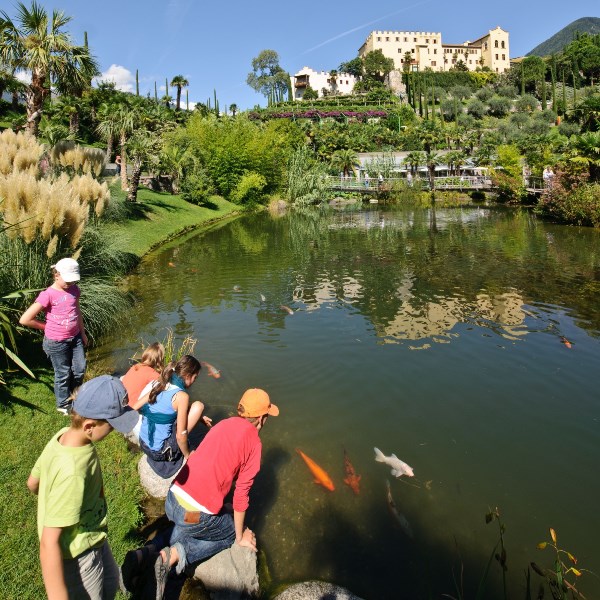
[168,262,176,267]
[202,362,221,379]
[296,449,335,491]
[560,336,572,349]
[343,448,361,495]
[281,305,294,315]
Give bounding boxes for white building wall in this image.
[290,67,357,100]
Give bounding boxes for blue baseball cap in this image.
[73,375,138,433]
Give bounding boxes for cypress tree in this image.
[165,78,169,98]
[136,69,139,96]
[520,61,525,95]
[84,31,88,48]
[186,89,189,111]
[541,67,547,111]
[154,81,158,102]
[562,70,566,115]
[551,56,557,113]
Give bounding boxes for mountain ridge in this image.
[527,17,600,56]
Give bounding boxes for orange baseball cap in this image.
[238,388,279,418]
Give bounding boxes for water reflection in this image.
[99,206,600,599]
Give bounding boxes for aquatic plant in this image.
[530,528,589,600]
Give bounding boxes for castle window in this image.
[426,39,429,43]
[398,49,402,53]
[495,40,498,48]
[501,41,505,49]
[495,54,498,59]
[433,39,437,44]
[411,48,415,53]
[502,54,505,60]
[386,37,389,41]
[434,49,437,54]
[396,37,399,41]
[377,37,381,41]
[431,61,436,66]
[413,37,417,42]
[484,42,488,50]
[404,37,408,41]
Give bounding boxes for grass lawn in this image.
[0,185,239,598]
[105,184,239,258]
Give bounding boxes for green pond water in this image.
[96,204,600,599]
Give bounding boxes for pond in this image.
[96,204,600,599]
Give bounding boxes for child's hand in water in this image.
[202,416,213,428]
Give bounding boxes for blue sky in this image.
[17,0,600,110]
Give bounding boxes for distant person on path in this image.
[133,355,212,478]
[115,154,122,176]
[134,388,279,599]
[20,258,87,414]
[543,166,554,188]
[27,375,138,600]
[378,173,384,188]
[364,172,370,188]
[406,171,413,186]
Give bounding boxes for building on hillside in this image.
[290,67,357,101]
[358,26,510,74]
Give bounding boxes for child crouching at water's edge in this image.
[134,355,212,479]
[19,258,87,414]
[121,342,165,407]
[27,376,138,600]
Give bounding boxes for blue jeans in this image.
[42,334,86,409]
[165,490,235,574]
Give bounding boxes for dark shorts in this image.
[140,427,183,479]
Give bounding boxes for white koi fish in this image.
[374,447,414,478]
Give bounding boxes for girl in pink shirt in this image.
[20,258,87,414]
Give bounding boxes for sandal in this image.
[120,544,156,593]
[153,546,172,600]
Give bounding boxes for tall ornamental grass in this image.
[49,140,106,178]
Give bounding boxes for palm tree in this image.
[125,131,158,202]
[159,144,194,193]
[96,102,120,161]
[0,1,99,136]
[113,104,136,190]
[229,103,238,117]
[426,153,443,190]
[403,151,425,176]
[170,75,189,111]
[571,131,600,181]
[330,149,359,178]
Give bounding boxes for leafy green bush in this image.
[180,169,216,206]
[230,171,267,205]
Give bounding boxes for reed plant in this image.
[0,129,43,176]
[49,140,106,178]
[132,329,197,368]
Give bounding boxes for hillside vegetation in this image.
[528,17,600,56]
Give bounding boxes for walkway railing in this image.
[326,175,492,191]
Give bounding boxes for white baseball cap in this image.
[51,258,80,282]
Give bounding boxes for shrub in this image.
[287,145,329,205]
[536,169,600,226]
[467,98,486,118]
[180,170,217,206]
[488,95,512,117]
[0,129,43,176]
[230,171,267,205]
[515,94,539,113]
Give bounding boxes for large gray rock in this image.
[192,544,259,599]
[273,581,364,600]
[137,454,180,499]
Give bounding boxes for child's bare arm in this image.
[19,302,46,331]
[27,475,40,494]
[40,526,68,600]
[76,299,88,346]
[132,390,150,411]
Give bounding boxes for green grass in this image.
[104,183,239,258]
[0,369,144,600]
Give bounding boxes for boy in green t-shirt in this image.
[27,375,138,600]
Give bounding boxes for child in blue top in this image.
[134,355,211,478]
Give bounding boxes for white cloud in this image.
[14,70,31,84]
[93,64,135,93]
